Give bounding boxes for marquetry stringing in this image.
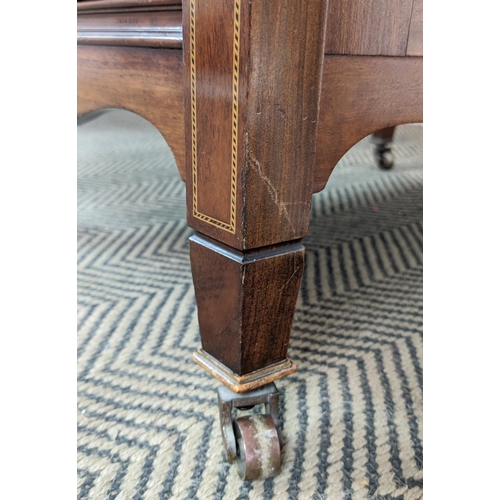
[189,0,240,233]
[78,110,422,500]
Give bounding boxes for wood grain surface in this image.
[407,0,423,56]
[190,234,304,375]
[324,0,414,56]
[77,45,186,179]
[314,55,423,192]
[184,0,328,250]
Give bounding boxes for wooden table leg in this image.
[183,1,328,476]
[183,0,328,392]
[190,234,303,392]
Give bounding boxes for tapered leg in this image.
[183,0,328,479]
[190,234,303,392]
[183,0,328,393]
[372,126,396,169]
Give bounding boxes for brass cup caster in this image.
[217,383,282,480]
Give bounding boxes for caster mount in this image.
[217,383,282,480]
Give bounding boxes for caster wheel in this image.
[234,415,281,480]
[218,383,283,480]
[375,149,394,170]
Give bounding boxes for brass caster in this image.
[218,383,282,480]
[234,414,281,479]
[373,143,394,170]
[371,128,395,170]
[376,149,394,170]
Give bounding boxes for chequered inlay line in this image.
[189,0,240,233]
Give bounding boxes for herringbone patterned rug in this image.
[77,110,423,500]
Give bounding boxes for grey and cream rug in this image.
[77,110,423,500]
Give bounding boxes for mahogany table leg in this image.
[190,234,303,392]
[183,0,328,478]
[183,0,327,391]
[372,126,396,169]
